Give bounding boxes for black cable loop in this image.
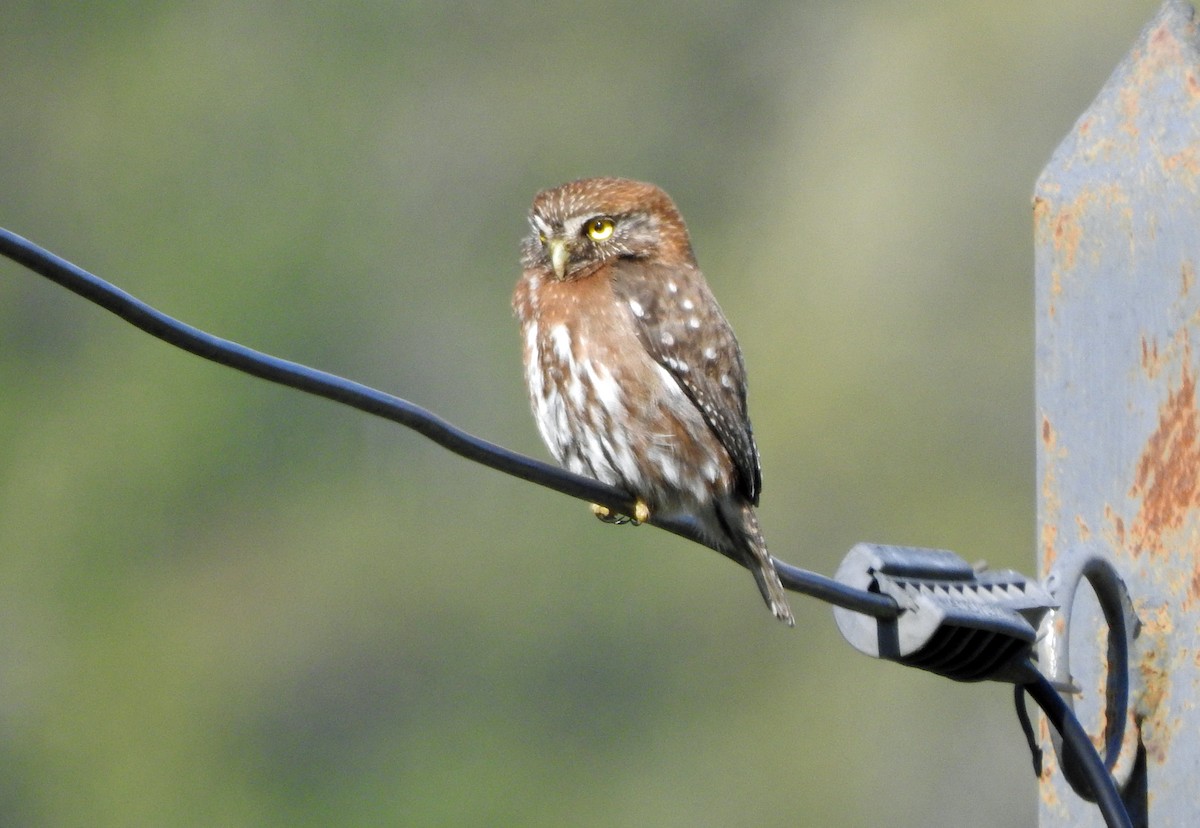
[1037,548,1141,810]
[1022,669,1133,828]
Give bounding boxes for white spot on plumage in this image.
[610,435,640,486]
[586,360,624,416]
[550,324,573,364]
[523,324,541,390]
[562,215,588,240]
[667,281,678,294]
[524,275,542,311]
[651,362,683,392]
[525,322,575,464]
[661,332,675,347]
[546,327,583,410]
[663,356,690,374]
[628,299,645,318]
[531,214,553,239]
[703,346,718,360]
[581,431,607,474]
[688,317,700,329]
[532,384,570,460]
[681,298,694,311]
[652,450,682,487]
[567,362,586,406]
[720,374,733,389]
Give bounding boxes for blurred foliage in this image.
[0,1,1164,825]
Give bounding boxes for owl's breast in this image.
[516,269,734,508]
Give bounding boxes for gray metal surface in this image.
[1035,0,1200,824]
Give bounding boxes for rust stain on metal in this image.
[1120,85,1142,138]
[1141,334,1165,378]
[1040,770,1063,811]
[1104,503,1127,550]
[1129,360,1200,558]
[1136,604,1177,765]
[1138,18,1190,92]
[1032,192,1048,215]
[1052,612,1068,644]
[1042,524,1059,573]
[1163,145,1200,179]
[1041,415,1063,570]
[1089,625,1116,753]
[1037,716,1065,813]
[1050,200,1083,272]
[1033,196,1061,318]
[1139,291,1197,380]
[1038,188,1130,300]
[1185,521,1200,610]
[1150,18,1175,49]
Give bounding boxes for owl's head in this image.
[522,177,695,280]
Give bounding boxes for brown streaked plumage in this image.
[512,177,793,625]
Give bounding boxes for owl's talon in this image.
[590,501,649,525]
[632,500,650,525]
[591,503,627,524]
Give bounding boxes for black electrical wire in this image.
[1012,684,1043,777]
[0,227,900,621]
[1022,671,1133,828]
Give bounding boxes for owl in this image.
[513,177,793,625]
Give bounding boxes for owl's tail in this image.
[717,501,795,626]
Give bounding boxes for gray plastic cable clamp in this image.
[833,543,1056,683]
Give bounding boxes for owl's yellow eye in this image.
[585,217,615,241]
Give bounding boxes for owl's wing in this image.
[610,260,763,504]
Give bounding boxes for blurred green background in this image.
[0,2,1164,826]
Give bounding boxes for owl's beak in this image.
[547,238,571,279]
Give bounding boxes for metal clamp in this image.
[1037,545,1141,800]
[833,543,1055,683]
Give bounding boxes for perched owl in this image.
[513,177,793,625]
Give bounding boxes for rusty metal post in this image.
[1035,1,1200,825]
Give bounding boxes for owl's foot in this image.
[633,500,650,524]
[590,503,620,523]
[590,500,651,526]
